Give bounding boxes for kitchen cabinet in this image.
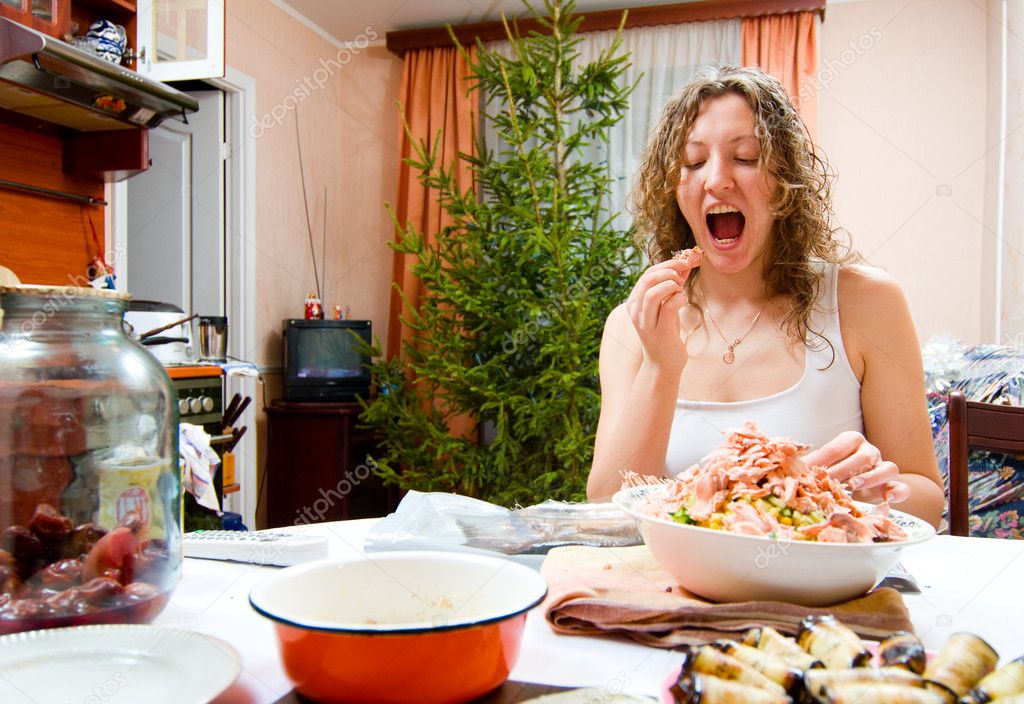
[135,0,223,81]
[0,0,225,82]
[263,401,396,529]
[0,0,69,37]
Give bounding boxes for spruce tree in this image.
[361,0,642,506]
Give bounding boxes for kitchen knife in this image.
[224,396,251,428]
[223,393,242,429]
[224,425,247,452]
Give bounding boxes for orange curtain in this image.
[387,46,477,360]
[741,11,818,139]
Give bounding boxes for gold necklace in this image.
[704,301,767,364]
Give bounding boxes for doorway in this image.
[111,68,258,529]
[125,89,224,317]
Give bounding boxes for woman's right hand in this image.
[624,257,700,375]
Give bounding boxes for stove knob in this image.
[178,398,190,415]
[189,397,204,414]
[200,396,214,412]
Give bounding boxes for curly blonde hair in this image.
[629,65,856,343]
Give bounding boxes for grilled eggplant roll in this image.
[796,615,871,670]
[923,632,999,698]
[879,631,928,674]
[669,671,790,704]
[678,645,786,695]
[962,655,1024,703]
[711,640,803,695]
[818,682,949,704]
[744,626,823,671]
[803,666,924,696]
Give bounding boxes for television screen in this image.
[283,319,371,402]
[293,327,364,379]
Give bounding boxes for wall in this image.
[226,0,401,370]
[225,1,401,526]
[817,0,992,345]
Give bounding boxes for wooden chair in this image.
[947,389,1024,536]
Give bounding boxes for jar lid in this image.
[0,284,131,301]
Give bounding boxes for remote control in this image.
[182,530,329,566]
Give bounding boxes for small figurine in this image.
[304,292,323,320]
[87,257,116,290]
[333,304,342,320]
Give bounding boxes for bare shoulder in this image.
[603,302,636,343]
[836,264,919,378]
[837,263,906,306]
[600,303,642,363]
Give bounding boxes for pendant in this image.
[723,349,735,364]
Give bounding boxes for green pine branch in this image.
[360,0,642,506]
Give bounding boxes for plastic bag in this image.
[364,491,642,559]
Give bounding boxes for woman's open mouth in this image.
[705,204,745,246]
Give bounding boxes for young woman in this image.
[587,66,944,528]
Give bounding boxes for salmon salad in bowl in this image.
[613,424,934,606]
[641,422,909,544]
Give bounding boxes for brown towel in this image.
[541,545,914,647]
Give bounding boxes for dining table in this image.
[154,518,1024,703]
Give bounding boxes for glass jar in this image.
[0,285,180,634]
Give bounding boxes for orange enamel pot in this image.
[249,551,548,704]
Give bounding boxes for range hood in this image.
[0,18,198,132]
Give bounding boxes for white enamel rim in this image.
[249,550,549,634]
[0,624,241,703]
[613,485,936,548]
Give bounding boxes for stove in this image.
[166,365,224,430]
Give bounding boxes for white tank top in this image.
[664,262,863,475]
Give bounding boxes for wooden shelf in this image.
[223,483,240,495]
[72,0,136,16]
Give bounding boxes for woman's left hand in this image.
[800,431,911,503]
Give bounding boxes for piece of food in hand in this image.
[641,422,908,543]
[880,631,928,675]
[923,632,999,698]
[743,626,823,671]
[671,246,704,267]
[797,614,871,670]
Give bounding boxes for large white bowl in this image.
[613,485,934,607]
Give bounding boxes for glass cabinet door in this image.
[136,0,223,81]
[0,0,69,39]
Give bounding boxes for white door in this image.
[135,0,225,81]
[127,89,225,317]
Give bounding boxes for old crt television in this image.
[282,319,371,402]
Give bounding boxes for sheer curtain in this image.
[485,20,742,229]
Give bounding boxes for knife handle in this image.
[222,393,242,427]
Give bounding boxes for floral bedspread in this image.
[929,393,1024,539]
[924,339,1024,539]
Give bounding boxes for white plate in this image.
[0,624,241,703]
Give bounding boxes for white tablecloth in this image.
[154,520,1024,703]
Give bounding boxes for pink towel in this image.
[541,545,913,647]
